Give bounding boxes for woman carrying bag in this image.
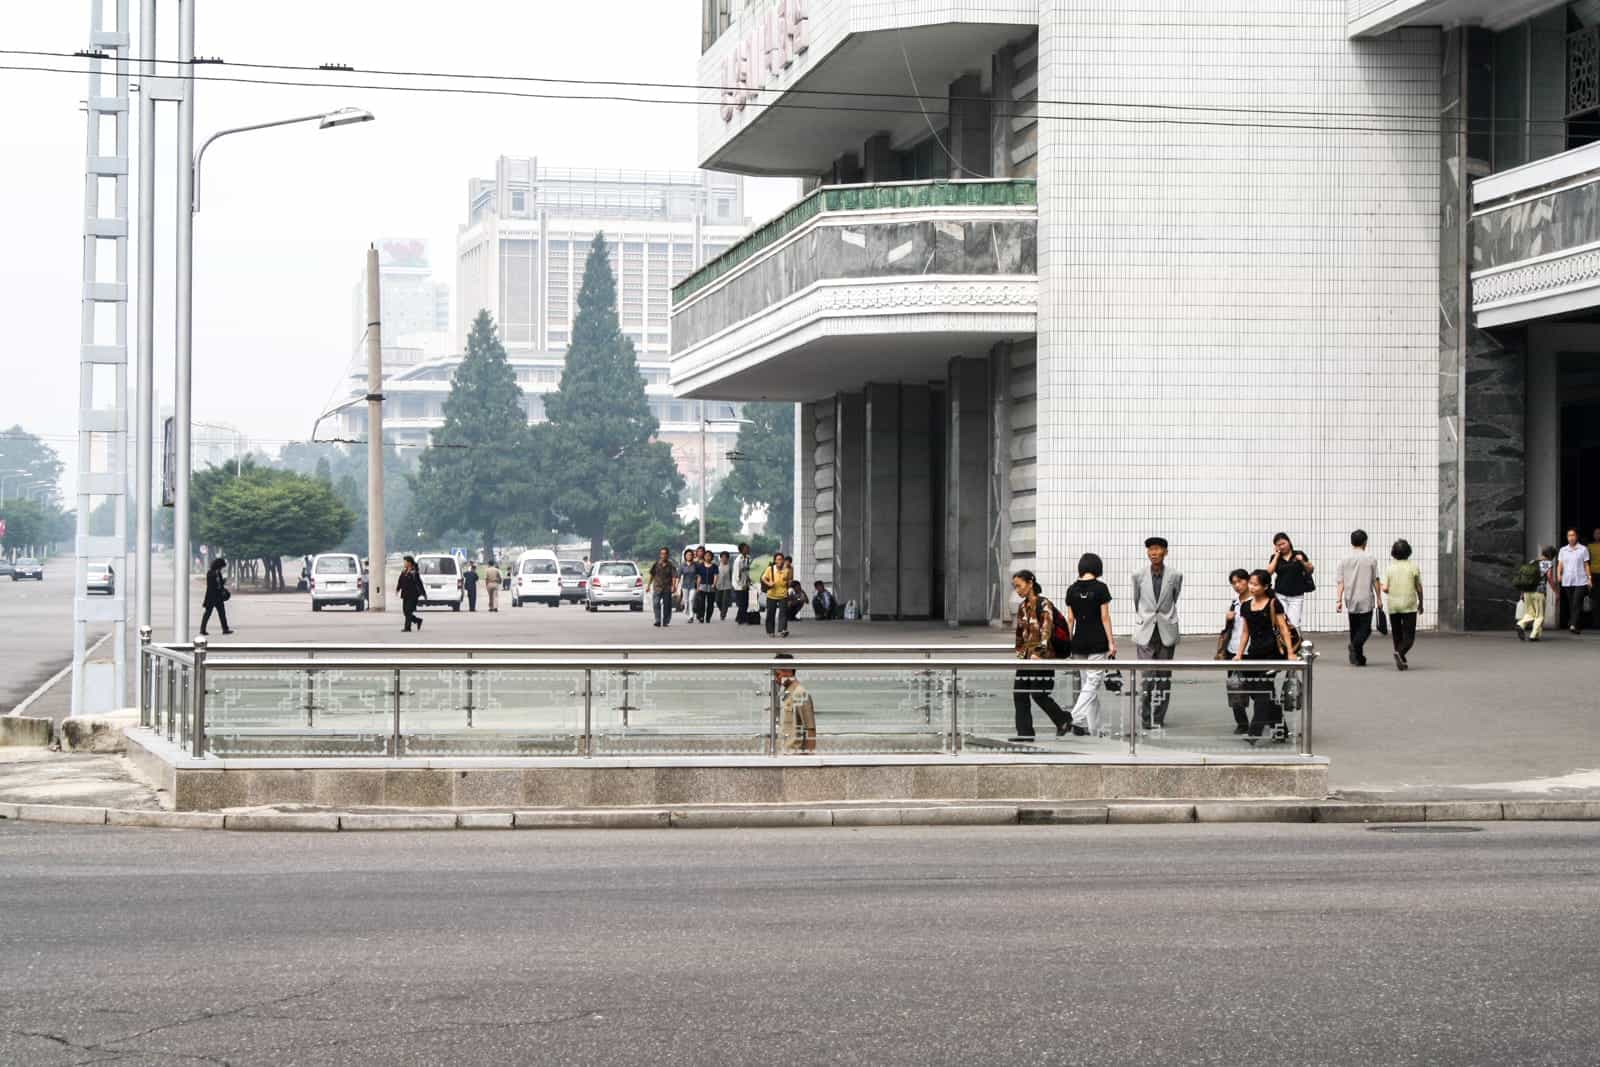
[760,552,794,638]
[199,557,234,636]
[1010,569,1075,742]
[1232,568,1299,744]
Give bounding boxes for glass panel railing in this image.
[401,667,585,757]
[1133,666,1303,756]
[205,667,390,757]
[954,666,1134,754]
[591,668,770,756]
[771,667,949,755]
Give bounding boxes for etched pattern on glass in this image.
[205,668,390,757]
[401,668,585,756]
[591,668,770,755]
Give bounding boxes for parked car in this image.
[585,560,644,612]
[0,559,13,577]
[86,559,116,595]
[512,550,561,608]
[309,552,367,611]
[414,552,463,611]
[558,560,588,603]
[11,557,43,581]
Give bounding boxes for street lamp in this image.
[697,401,750,546]
[170,96,373,641]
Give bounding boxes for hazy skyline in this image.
[0,2,795,495]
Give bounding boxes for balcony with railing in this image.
[668,179,1038,400]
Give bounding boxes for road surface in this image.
[0,822,1595,1065]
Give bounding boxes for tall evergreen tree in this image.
[413,310,535,558]
[543,234,683,558]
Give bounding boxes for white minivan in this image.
[512,550,562,608]
[309,553,367,611]
[414,552,464,611]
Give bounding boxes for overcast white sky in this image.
[0,1,794,493]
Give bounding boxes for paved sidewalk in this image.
[0,750,160,810]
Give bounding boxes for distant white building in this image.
[348,238,452,381]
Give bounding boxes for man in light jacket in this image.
[1131,536,1183,728]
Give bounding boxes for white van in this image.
[513,550,562,608]
[414,552,463,611]
[309,553,367,611]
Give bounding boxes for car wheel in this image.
[630,602,643,612]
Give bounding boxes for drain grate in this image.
[1367,824,1484,834]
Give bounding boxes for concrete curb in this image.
[2,798,1598,832]
[0,715,53,748]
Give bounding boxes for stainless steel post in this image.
[582,668,593,757]
[464,651,474,729]
[767,672,780,757]
[948,667,960,754]
[134,0,155,642]
[305,650,315,728]
[1126,668,1139,756]
[1299,641,1316,756]
[391,667,402,757]
[191,635,207,757]
[165,660,175,741]
[138,625,151,726]
[171,0,195,641]
[365,244,386,611]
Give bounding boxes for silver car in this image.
[559,560,588,603]
[86,559,115,595]
[584,560,644,612]
[11,557,43,581]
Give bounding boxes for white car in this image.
[512,550,562,608]
[414,553,464,611]
[86,559,115,595]
[309,553,367,611]
[585,560,645,612]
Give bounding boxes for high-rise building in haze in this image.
[348,238,452,377]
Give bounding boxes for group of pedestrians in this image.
[1514,527,1594,640]
[1007,529,1439,745]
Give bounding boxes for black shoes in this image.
[1515,624,1527,642]
[1233,724,1249,735]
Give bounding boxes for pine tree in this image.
[413,310,535,558]
[543,234,683,558]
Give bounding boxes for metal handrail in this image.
[199,655,1312,672]
[153,642,1016,656]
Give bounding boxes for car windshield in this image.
[418,557,457,576]
[315,557,358,575]
[521,559,556,575]
[598,562,637,577]
[18,558,38,565]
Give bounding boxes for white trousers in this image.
[1277,594,1305,629]
[1070,653,1110,734]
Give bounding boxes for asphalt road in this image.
[0,822,1595,1065]
[0,556,102,711]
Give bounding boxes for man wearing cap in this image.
[1130,536,1183,728]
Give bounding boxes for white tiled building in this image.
[673,0,1600,631]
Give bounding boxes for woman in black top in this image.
[1233,569,1299,742]
[1064,553,1116,736]
[199,557,233,636]
[1266,532,1314,630]
[396,555,425,633]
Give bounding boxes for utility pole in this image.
[365,245,386,611]
[698,400,707,546]
[172,0,195,641]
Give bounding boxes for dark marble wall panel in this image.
[1473,180,1600,272]
[1463,327,1527,629]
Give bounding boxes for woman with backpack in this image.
[1010,569,1075,742]
[1063,553,1116,736]
[1232,568,1299,743]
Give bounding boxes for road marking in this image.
[6,631,113,718]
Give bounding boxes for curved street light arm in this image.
[192,113,328,213]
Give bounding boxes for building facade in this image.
[671,0,1600,631]
[349,237,453,379]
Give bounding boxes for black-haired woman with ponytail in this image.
[1011,570,1073,742]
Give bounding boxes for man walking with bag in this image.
[733,543,753,624]
[1131,536,1182,729]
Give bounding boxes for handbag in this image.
[1214,617,1233,660]
[1375,607,1388,635]
[221,587,231,602]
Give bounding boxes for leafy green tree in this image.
[0,425,65,501]
[412,310,536,558]
[708,402,795,547]
[0,498,55,556]
[542,234,683,558]
[194,470,353,580]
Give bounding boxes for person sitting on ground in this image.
[774,652,816,753]
[811,580,838,620]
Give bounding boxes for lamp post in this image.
[170,95,373,641]
[696,401,750,545]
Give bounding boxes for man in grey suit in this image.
[1131,536,1182,728]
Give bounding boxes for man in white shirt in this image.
[1556,527,1593,635]
[732,542,753,625]
[1223,569,1252,734]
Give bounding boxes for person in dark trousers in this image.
[199,556,233,636]
[397,555,425,633]
[1131,536,1182,728]
[648,547,677,627]
[1556,527,1593,634]
[733,543,753,624]
[715,551,734,619]
[1011,569,1074,742]
[811,580,838,620]
[1381,539,1422,669]
[1222,568,1252,733]
[761,552,794,638]
[463,561,479,612]
[1335,529,1380,665]
[1233,569,1299,743]
[695,547,719,623]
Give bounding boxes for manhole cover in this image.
[1367,824,1484,834]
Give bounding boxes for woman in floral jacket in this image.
[1011,569,1072,742]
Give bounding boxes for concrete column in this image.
[833,393,866,609]
[898,385,933,618]
[862,133,896,182]
[794,403,816,584]
[990,46,1015,179]
[1526,331,1561,558]
[864,383,901,618]
[947,73,991,178]
[832,152,863,185]
[812,400,837,584]
[945,358,991,623]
